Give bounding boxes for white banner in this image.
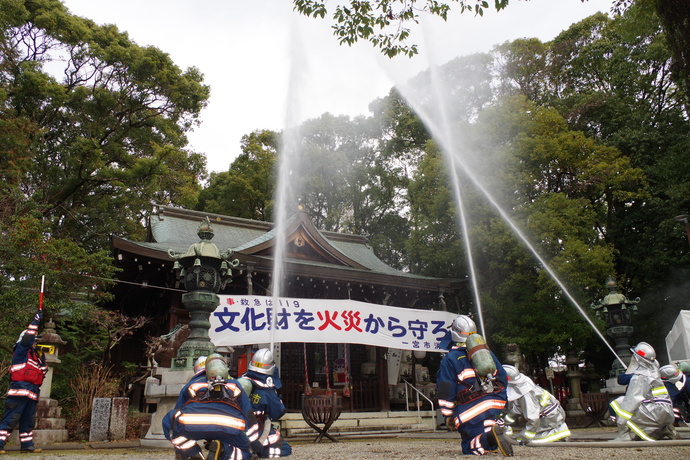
[209,295,456,353]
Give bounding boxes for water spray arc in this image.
[391,66,626,369]
[416,63,487,338]
[269,18,311,355]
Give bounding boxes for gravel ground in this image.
[7,437,690,459]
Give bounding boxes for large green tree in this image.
[0,0,209,250]
[196,130,279,221]
[0,0,209,411]
[463,95,646,369]
[494,2,690,355]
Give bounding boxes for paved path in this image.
[6,428,690,459]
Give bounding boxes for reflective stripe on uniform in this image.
[627,420,655,441]
[172,436,198,450]
[187,382,208,397]
[438,398,455,416]
[530,428,571,443]
[651,386,669,397]
[7,388,38,400]
[458,398,506,424]
[456,368,476,383]
[610,400,633,421]
[469,432,486,455]
[177,413,246,430]
[539,392,550,406]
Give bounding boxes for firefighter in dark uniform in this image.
[0,311,47,454]
[163,356,209,459]
[238,348,292,458]
[660,364,690,426]
[169,354,261,460]
[436,315,513,456]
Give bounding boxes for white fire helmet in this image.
[503,365,520,382]
[503,364,535,401]
[249,348,275,375]
[194,356,207,374]
[631,342,656,362]
[450,315,477,344]
[659,364,682,384]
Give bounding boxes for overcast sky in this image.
[60,0,613,173]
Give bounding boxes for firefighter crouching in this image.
[238,348,292,458]
[501,364,570,443]
[436,315,513,456]
[659,364,689,428]
[163,355,210,459]
[609,342,676,441]
[168,353,263,460]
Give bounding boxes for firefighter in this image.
[609,342,676,441]
[163,356,209,459]
[0,311,47,455]
[501,365,570,443]
[659,364,690,426]
[238,348,292,458]
[436,315,513,456]
[169,354,262,460]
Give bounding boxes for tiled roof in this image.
[118,205,445,282]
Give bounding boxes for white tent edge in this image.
[665,310,690,364]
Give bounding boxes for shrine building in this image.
[110,205,464,413]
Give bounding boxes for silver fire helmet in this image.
[659,364,682,384]
[631,342,656,362]
[194,356,207,374]
[503,365,520,381]
[450,315,477,344]
[248,348,275,375]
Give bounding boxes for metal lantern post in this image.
[591,277,640,377]
[168,217,238,370]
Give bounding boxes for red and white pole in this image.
[39,275,45,311]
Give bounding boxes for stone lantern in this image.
[36,318,66,399]
[35,318,69,443]
[591,277,640,377]
[143,218,239,445]
[167,217,238,370]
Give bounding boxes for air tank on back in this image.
[466,333,497,392]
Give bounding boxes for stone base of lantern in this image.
[141,367,196,447]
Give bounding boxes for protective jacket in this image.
[610,355,675,441]
[504,374,570,442]
[170,377,259,460]
[437,343,508,455]
[0,313,47,451]
[240,369,292,458]
[8,317,47,400]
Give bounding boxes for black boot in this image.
[488,425,514,457]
